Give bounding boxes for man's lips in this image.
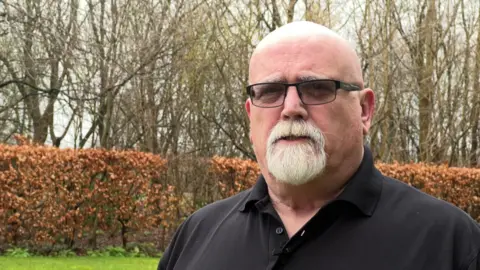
[276,135,312,142]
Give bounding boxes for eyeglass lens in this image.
[250,80,336,107]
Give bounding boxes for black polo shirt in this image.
[158,146,480,270]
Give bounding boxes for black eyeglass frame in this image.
[245,79,362,108]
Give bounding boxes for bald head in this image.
[249,21,364,87]
[253,22,347,53]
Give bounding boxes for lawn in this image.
[0,257,160,270]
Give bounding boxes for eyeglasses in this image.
[246,79,362,108]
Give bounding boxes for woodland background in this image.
[0,0,479,166]
[0,0,480,255]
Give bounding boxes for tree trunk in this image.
[379,0,393,162]
[470,15,480,166]
[88,212,98,250]
[418,0,436,162]
[286,0,298,23]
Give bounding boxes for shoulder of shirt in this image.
[381,174,478,225]
[178,187,253,230]
[380,173,480,263]
[158,187,254,268]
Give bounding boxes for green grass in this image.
[0,257,160,270]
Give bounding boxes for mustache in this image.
[267,121,324,145]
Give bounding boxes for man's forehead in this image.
[248,22,363,86]
[248,38,349,84]
[252,74,332,84]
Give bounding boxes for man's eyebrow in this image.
[256,75,331,84]
[259,76,287,83]
[297,75,330,82]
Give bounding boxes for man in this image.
[158,21,480,270]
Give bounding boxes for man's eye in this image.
[308,82,333,91]
[303,88,331,99]
[254,85,283,98]
[300,81,335,101]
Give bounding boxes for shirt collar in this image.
[238,174,269,212]
[238,145,383,216]
[335,145,383,216]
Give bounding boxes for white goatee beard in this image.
[266,120,326,186]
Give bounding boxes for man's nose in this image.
[281,86,308,121]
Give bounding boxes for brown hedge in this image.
[0,143,177,252]
[0,143,479,253]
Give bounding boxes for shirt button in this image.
[275,227,284,234]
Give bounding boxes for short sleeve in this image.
[157,220,189,270]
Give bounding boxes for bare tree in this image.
[0,0,78,145]
[0,0,478,167]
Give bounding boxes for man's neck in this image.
[265,151,364,237]
[267,172,346,212]
[267,175,346,237]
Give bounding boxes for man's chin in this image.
[266,152,326,186]
[273,173,318,186]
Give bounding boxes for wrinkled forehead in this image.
[248,34,362,85]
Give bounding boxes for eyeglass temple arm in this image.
[339,82,362,91]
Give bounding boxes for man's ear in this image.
[360,89,375,135]
[245,99,254,144]
[245,99,252,119]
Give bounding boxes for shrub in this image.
[1,142,478,255]
[56,249,77,257]
[4,247,31,258]
[0,143,174,251]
